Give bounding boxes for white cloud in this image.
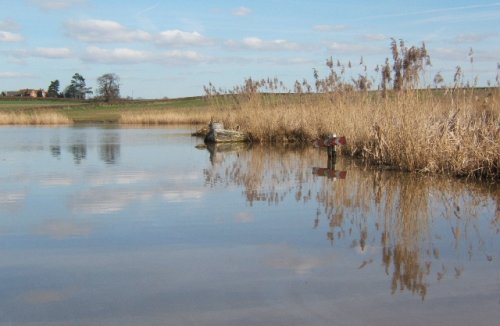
[81,47,205,65]
[0,31,24,42]
[0,19,20,31]
[432,47,500,62]
[475,49,500,61]
[202,55,314,66]
[412,11,500,25]
[431,47,468,61]
[0,72,32,78]
[66,20,211,47]
[226,37,303,51]
[33,47,72,58]
[232,7,252,16]
[313,24,348,32]
[353,3,500,23]
[31,0,86,10]
[65,19,152,43]
[453,32,498,44]
[83,46,150,64]
[160,50,205,62]
[266,57,316,65]
[325,41,385,55]
[1,48,72,60]
[359,33,388,41]
[156,30,211,47]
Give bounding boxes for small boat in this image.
[204,121,249,144]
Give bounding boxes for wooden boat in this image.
[203,122,249,144]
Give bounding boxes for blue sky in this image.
[0,0,499,98]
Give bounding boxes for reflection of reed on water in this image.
[376,173,431,299]
[202,145,499,299]
[204,144,314,204]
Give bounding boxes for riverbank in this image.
[1,88,498,180]
[0,97,208,123]
[207,88,499,180]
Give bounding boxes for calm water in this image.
[0,125,498,326]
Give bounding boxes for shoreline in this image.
[1,88,499,181]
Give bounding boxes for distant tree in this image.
[96,73,120,102]
[47,80,60,97]
[433,72,444,88]
[63,84,76,98]
[64,73,93,99]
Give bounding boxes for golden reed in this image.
[0,111,72,125]
[119,109,213,125]
[208,89,499,180]
[200,39,499,180]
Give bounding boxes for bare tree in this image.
[97,73,120,102]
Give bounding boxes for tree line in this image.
[47,73,120,102]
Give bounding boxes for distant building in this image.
[2,91,19,97]
[22,89,47,98]
[1,89,47,98]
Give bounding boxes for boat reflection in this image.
[196,142,252,166]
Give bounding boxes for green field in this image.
[0,97,209,123]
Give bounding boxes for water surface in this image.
[0,125,498,326]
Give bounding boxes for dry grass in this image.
[204,88,499,180]
[200,39,499,180]
[119,108,215,125]
[0,111,72,125]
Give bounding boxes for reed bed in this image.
[203,40,500,180]
[206,88,499,180]
[118,108,215,125]
[0,111,72,125]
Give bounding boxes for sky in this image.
[0,0,499,99]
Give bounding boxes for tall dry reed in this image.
[207,88,499,179]
[203,39,499,180]
[0,111,72,125]
[119,109,215,125]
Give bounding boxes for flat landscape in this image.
[1,2,499,325]
[1,85,498,180]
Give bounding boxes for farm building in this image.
[1,89,47,98]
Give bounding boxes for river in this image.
[0,125,498,325]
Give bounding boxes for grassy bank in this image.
[0,97,209,124]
